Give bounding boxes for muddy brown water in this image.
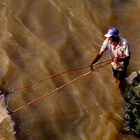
[0,0,140,140]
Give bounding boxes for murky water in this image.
[0,0,140,139]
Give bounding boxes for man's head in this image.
[105,27,120,43]
[104,27,119,38]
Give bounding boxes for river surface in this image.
[0,0,140,140]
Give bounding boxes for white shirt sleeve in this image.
[100,38,108,53]
[123,41,130,57]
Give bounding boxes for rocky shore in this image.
[123,71,140,136]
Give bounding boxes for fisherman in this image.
[90,27,130,93]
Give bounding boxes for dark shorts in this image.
[112,67,127,81]
[112,58,130,81]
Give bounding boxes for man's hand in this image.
[111,57,119,62]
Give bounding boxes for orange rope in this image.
[10,60,110,93]
[10,65,89,93]
[12,71,91,113]
[12,60,110,113]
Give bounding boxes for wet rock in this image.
[123,71,140,136]
[0,88,16,140]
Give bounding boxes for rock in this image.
[0,90,16,140]
[123,71,140,136]
[125,71,140,86]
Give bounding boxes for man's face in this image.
[109,36,119,43]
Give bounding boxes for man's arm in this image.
[118,42,130,62]
[112,55,130,63]
[90,39,108,71]
[90,52,104,71]
[118,56,130,62]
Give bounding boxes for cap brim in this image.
[104,34,112,37]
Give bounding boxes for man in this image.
[90,27,130,93]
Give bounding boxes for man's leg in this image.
[112,68,126,94]
[119,70,127,90]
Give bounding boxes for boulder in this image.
[123,71,140,136]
